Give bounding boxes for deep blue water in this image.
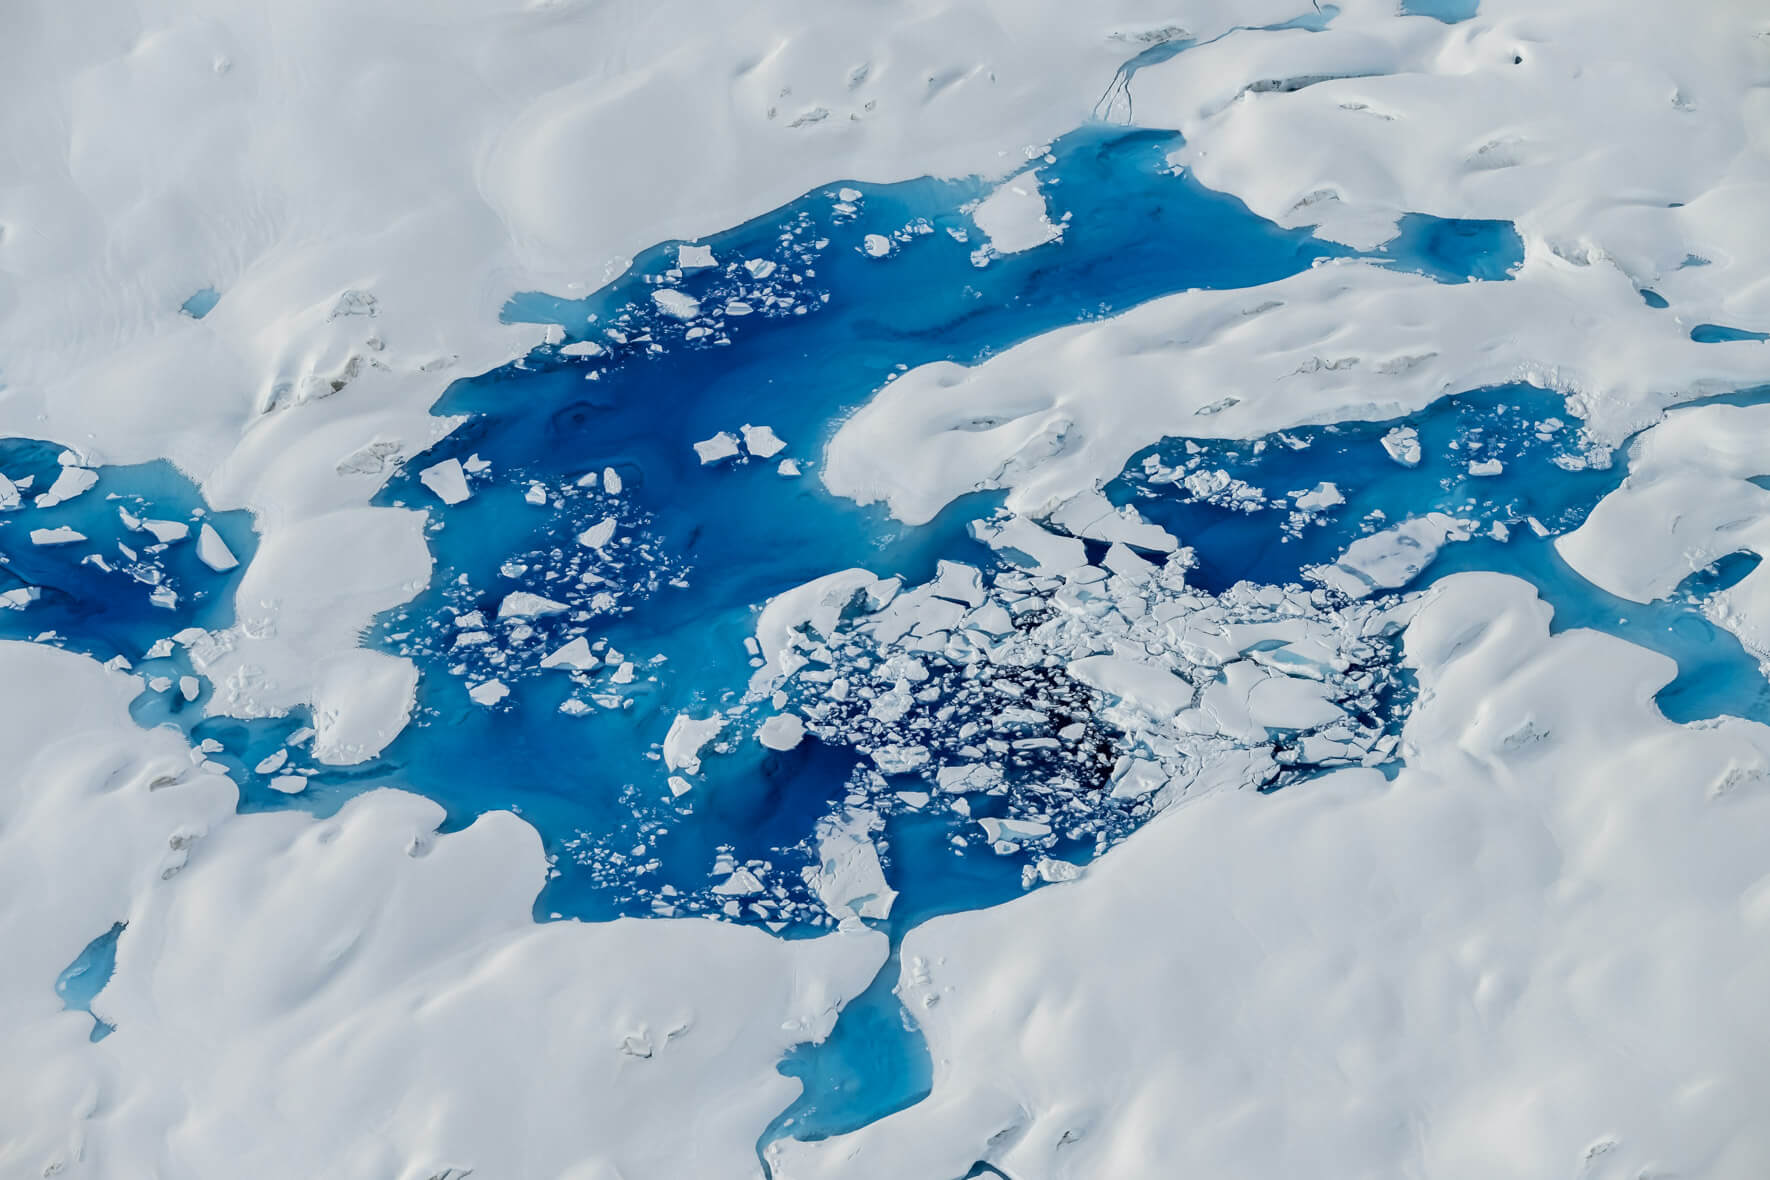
[333,123,1523,931]
[55,922,125,1042]
[0,442,257,664]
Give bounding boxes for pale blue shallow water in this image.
[55,922,125,1042]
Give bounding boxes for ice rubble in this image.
[750,541,1409,867]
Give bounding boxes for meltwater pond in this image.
[320,123,1530,929]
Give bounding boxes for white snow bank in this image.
[0,641,884,1180]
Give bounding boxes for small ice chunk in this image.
[0,473,19,511]
[419,458,472,505]
[179,676,201,701]
[871,745,931,775]
[693,432,741,465]
[979,816,1052,844]
[712,867,764,896]
[34,466,98,509]
[777,459,802,477]
[498,591,569,620]
[838,187,863,202]
[196,524,239,572]
[1468,458,1504,477]
[677,243,717,269]
[1291,483,1345,512]
[652,289,701,319]
[862,234,892,258]
[463,453,491,474]
[254,749,289,775]
[540,636,599,671]
[757,713,806,751]
[30,526,85,546]
[559,340,605,358]
[141,519,190,543]
[524,482,548,505]
[743,258,777,279]
[468,679,509,706]
[603,467,623,494]
[577,516,618,550]
[667,775,694,797]
[740,424,787,458]
[663,713,727,775]
[267,774,308,794]
[1381,426,1422,467]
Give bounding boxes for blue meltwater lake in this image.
[7,119,1767,1143]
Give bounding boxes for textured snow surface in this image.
[4,0,1770,1176]
[0,643,883,1179]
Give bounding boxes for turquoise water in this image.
[1402,0,1480,21]
[180,288,221,319]
[55,922,125,1042]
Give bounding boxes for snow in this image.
[0,645,883,1180]
[5,0,1770,1174]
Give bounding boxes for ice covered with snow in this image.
[6,0,1770,1175]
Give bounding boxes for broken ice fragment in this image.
[497,591,569,620]
[539,637,598,671]
[677,243,716,270]
[419,458,472,505]
[577,516,618,550]
[651,289,700,319]
[740,424,787,458]
[757,713,806,751]
[693,432,741,464]
[663,713,727,776]
[195,524,238,572]
[34,465,98,509]
[467,679,509,706]
[30,526,85,546]
[1381,425,1422,467]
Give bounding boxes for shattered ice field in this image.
[5,0,1770,1177]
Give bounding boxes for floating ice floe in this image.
[694,431,742,465]
[663,713,727,776]
[196,524,238,572]
[419,458,472,505]
[740,424,787,458]
[971,170,1063,254]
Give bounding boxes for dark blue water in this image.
[0,442,257,665]
[55,922,125,1042]
[326,123,1526,933]
[1107,385,1770,726]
